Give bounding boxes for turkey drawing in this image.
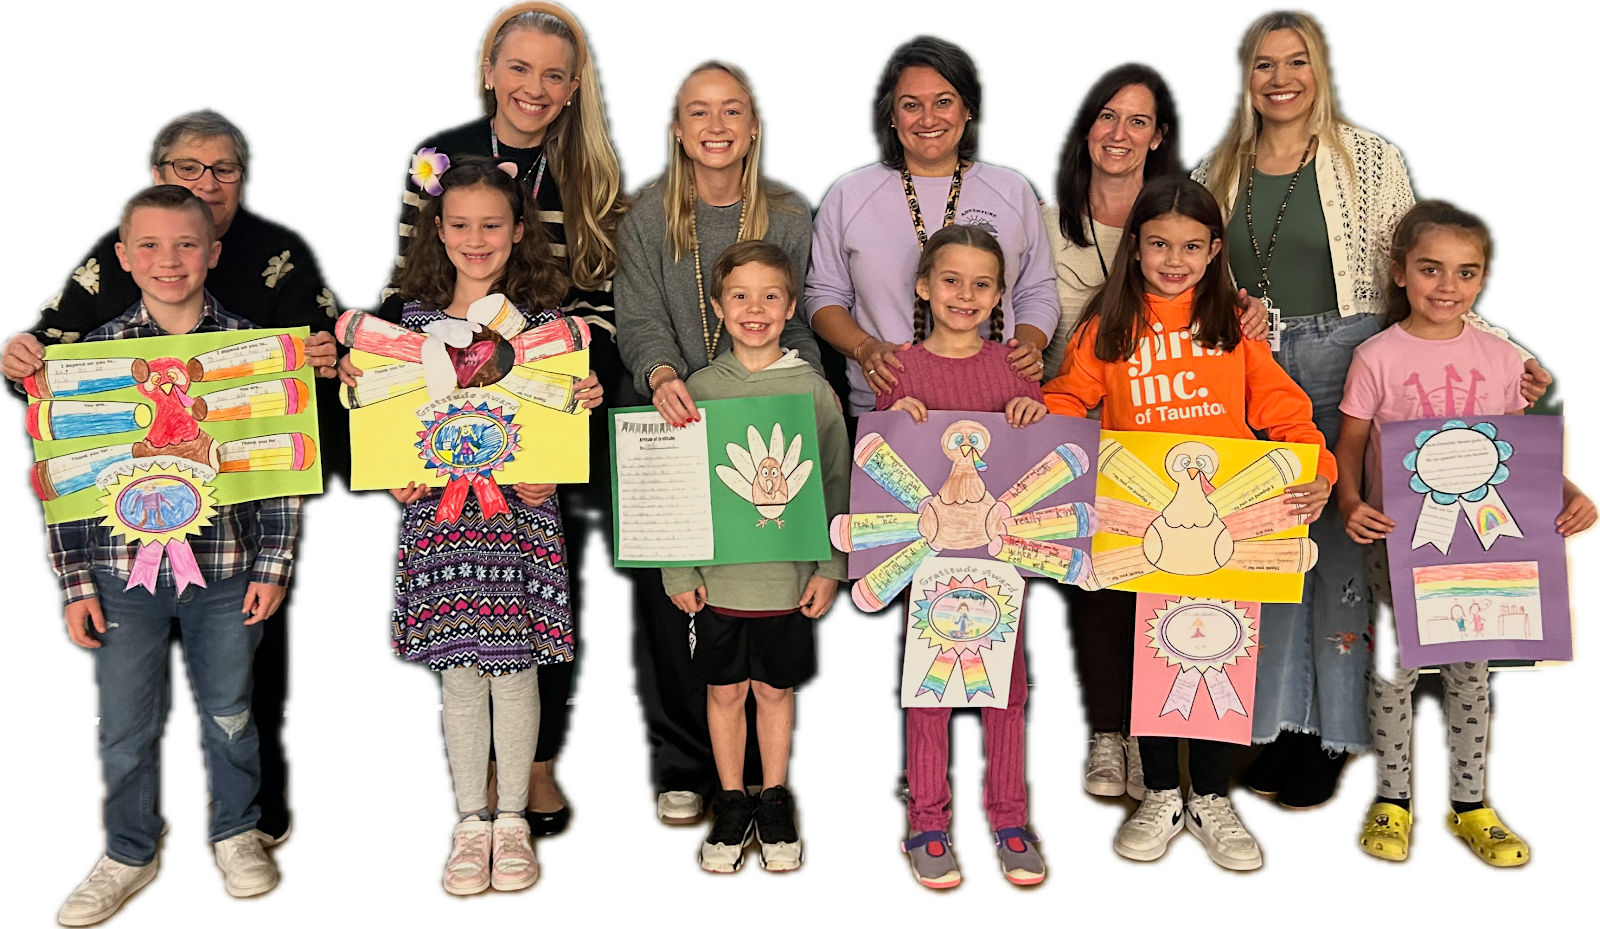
[716,423,814,528]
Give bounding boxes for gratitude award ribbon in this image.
[907,560,1022,705]
[1403,420,1521,555]
[415,390,522,524]
[97,458,218,594]
[1147,597,1255,719]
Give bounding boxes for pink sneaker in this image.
[491,816,539,891]
[442,819,493,895]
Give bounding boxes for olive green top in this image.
[1226,165,1337,318]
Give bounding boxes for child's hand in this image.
[242,583,287,625]
[889,397,928,424]
[336,353,365,388]
[1005,338,1046,382]
[390,482,429,505]
[670,586,707,615]
[576,369,604,411]
[64,597,106,649]
[1558,479,1596,536]
[514,483,557,507]
[1521,358,1553,405]
[1005,396,1048,427]
[305,331,339,378]
[798,575,839,618]
[1341,500,1395,544]
[2,332,45,381]
[1287,476,1331,524]
[1236,290,1271,341]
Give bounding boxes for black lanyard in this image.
[1243,136,1315,307]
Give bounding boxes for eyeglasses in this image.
[160,159,244,184]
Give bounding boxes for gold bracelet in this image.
[852,334,876,365]
[647,364,676,393]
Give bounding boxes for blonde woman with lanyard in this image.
[615,61,823,826]
[372,0,625,838]
[1193,10,1550,809]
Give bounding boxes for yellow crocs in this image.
[1358,802,1411,861]
[1447,808,1530,867]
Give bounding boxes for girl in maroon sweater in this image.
[877,226,1047,890]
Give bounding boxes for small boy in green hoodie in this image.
[663,240,849,875]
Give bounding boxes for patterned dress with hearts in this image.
[390,302,573,675]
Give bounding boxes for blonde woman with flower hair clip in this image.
[384,0,626,840]
[615,61,825,829]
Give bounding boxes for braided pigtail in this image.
[989,299,1004,342]
[912,298,929,343]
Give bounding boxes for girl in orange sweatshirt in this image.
[1043,175,1333,871]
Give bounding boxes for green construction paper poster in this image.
[26,327,324,525]
[610,394,830,567]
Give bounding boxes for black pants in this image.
[538,482,607,763]
[1063,586,1137,735]
[251,593,290,837]
[1139,737,1233,797]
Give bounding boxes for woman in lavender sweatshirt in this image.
[805,36,1060,418]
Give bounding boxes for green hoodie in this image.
[661,349,851,610]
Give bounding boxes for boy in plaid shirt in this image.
[50,186,300,927]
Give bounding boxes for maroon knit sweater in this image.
[875,340,1043,413]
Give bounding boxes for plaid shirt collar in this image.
[94,291,245,341]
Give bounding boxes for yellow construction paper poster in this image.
[1089,429,1320,603]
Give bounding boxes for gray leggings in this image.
[441,666,540,814]
[1363,540,1484,799]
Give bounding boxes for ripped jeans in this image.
[90,568,263,866]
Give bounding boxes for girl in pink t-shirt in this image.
[876,224,1047,890]
[1333,201,1594,867]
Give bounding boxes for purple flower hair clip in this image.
[411,147,450,197]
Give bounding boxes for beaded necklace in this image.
[1243,135,1316,309]
[691,199,750,360]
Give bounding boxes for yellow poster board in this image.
[1091,429,1319,603]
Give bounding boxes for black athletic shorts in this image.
[691,609,817,688]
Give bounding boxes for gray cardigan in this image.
[615,177,823,398]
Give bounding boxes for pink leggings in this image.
[905,639,1028,833]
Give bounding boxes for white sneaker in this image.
[214,831,279,897]
[442,819,493,895]
[1084,732,1126,797]
[490,815,539,891]
[1124,735,1147,801]
[657,790,704,825]
[1185,793,1263,871]
[58,855,157,927]
[1113,788,1185,862]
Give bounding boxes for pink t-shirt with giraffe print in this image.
[1340,322,1526,507]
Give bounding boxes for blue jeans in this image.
[1251,310,1380,753]
[91,568,263,866]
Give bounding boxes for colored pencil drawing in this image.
[1402,419,1522,554]
[1131,595,1259,745]
[715,423,814,528]
[832,411,1100,612]
[901,558,1022,709]
[1413,562,1543,646]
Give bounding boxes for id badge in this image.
[1267,305,1282,353]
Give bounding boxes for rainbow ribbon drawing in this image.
[909,569,1019,702]
[1403,420,1522,554]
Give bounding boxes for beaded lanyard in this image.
[901,165,963,248]
[691,200,749,360]
[490,126,548,200]
[1243,135,1316,309]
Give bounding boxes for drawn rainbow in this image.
[1413,561,1539,601]
[1474,503,1511,536]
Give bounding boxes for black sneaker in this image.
[699,790,757,873]
[753,786,803,871]
[1277,745,1349,809]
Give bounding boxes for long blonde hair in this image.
[663,62,791,260]
[1204,11,1353,205]
[481,2,625,290]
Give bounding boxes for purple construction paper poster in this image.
[830,410,1100,612]
[1380,414,1570,667]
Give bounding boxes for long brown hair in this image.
[912,224,1007,344]
[396,156,566,309]
[1382,200,1493,328]
[1076,176,1240,362]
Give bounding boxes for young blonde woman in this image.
[1193,10,1549,808]
[387,0,626,837]
[615,61,824,826]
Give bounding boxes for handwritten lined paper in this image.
[615,410,714,562]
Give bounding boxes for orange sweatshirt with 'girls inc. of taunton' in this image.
[1042,290,1337,483]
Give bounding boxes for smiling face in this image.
[675,68,755,175]
[436,183,523,292]
[1087,83,1163,181]
[115,205,220,310]
[1137,212,1221,297]
[1393,226,1488,329]
[712,261,795,352]
[150,135,242,235]
[485,27,579,148]
[1250,28,1317,128]
[916,243,1001,337]
[892,65,968,175]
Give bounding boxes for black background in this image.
[12,0,1587,914]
